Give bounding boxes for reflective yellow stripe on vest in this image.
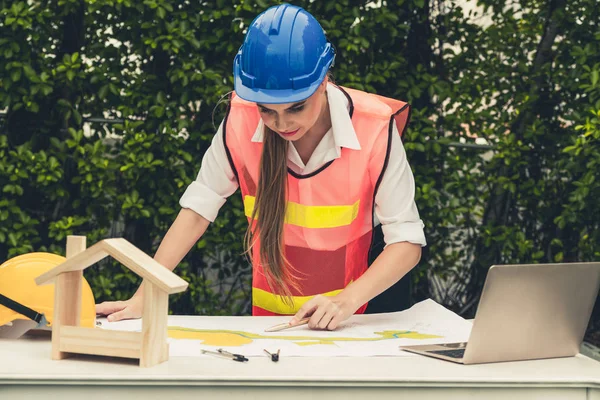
[244,195,360,229]
[252,287,343,315]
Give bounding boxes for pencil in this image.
[264,317,310,332]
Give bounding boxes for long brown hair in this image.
[245,125,300,300]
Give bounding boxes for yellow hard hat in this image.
[0,252,96,330]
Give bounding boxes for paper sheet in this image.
[98,299,472,357]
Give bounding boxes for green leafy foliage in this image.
[0,1,598,341]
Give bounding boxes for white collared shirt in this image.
[180,84,426,246]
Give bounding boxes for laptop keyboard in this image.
[429,349,466,359]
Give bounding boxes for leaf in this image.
[22,64,36,79]
[57,99,71,108]
[98,85,109,99]
[10,69,21,82]
[73,109,83,125]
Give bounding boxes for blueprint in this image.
[98,299,472,357]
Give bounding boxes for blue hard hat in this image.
[233,4,335,104]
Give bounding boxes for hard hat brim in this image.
[233,73,324,105]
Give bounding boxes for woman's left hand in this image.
[290,294,359,330]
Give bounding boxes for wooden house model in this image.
[35,235,188,367]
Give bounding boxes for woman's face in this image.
[256,80,327,141]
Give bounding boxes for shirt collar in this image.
[250,84,361,151]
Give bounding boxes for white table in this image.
[1,334,599,400]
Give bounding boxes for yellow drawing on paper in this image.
[167,327,441,347]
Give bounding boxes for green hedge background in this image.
[1,0,599,341]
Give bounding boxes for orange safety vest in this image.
[224,86,410,316]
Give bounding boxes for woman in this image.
[97,4,426,330]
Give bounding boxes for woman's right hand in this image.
[95,295,143,322]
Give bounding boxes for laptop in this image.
[400,262,600,364]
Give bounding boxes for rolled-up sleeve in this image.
[373,122,427,247]
[179,121,239,222]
